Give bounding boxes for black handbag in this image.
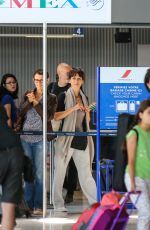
[23,155,34,183]
[71,136,87,150]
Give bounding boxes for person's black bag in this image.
[71,136,87,150]
[113,113,135,192]
[23,155,34,183]
[15,196,31,218]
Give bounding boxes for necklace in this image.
[75,95,82,104]
[75,95,80,99]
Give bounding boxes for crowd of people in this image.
[0,65,150,229]
[0,63,97,229]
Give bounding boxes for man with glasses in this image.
[16,69,57,215]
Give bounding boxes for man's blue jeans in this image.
[21,140,43,210]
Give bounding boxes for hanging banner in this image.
[100,67,149,130]
[0,0,111,24]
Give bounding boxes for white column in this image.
[43,22,47,218]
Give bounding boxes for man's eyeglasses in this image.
[5,81,17,85]
[34,79,43,83]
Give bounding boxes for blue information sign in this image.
[100,67,149,130]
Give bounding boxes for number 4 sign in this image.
[74,28,84,35]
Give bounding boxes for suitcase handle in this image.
[110,191,141,230]
[119,191,141,206]
[125,191,141,216]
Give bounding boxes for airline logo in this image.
[121,70,132,78]
[86,0,104,10]
[100,67,148,83]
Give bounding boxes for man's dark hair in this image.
[33,69,49,79]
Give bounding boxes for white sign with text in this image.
[0,0,111,24]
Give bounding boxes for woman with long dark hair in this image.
[0,73,19,128]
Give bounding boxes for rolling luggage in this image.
[71,191,121,230]
[79,191,140,230]
[72,190,140,230]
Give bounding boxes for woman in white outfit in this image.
[52,67,97,211]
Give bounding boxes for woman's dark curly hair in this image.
[144,68,150,92]
[69,67,85,81]
[0,73,19,100]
